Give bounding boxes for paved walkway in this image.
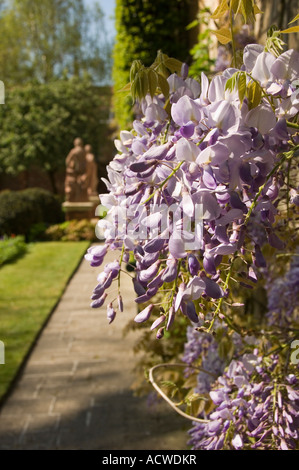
[0,248,188,450]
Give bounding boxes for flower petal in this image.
[134,304,154,323]
[169,233,187,259]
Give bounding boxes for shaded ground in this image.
[0,248,189,450]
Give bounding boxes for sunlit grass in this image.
[0,241,89,401]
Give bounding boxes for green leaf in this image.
[152,51,183,77]
[225,71,250,106]
[230,0,242,15]
[139,69,149,98]
[147,69,158,98]
[253,3,263,15]
[131,68,151,101]
[154,62,169,79]
[280,26,299,34]
[241,0,256,23]
[130,76,140,101]
[247,80,262,110]
[186,19,199,31]
[129,50,182,101]
[231,0,258,23]
[185,393,206,418]
[182,374,198,389]
[130,60,144,83]
[160,380,179,399]
[225,71,241,92]
[185,393,202,404]
[289,13,299,24]
[164,57,183,74]
[152,50,169,78]
[157,74,170,99]
[211,27,232,45]
[210,0,229,19]
[238,71,247,104]
[265,27,286,56]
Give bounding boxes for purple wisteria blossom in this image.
[266,249,299,326]
[182,326,226,395]
[83,37,299,452]
[85,44,298,337]
[188,353,299,450]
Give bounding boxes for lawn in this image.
[0,241,90,401]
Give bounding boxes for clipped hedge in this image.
[112,0,192,129]
[0,188,64,238]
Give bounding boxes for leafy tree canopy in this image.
[0,78,112,192]
[0,0,112,85]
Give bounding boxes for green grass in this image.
[0,241,90,401]
[0,235,27,267]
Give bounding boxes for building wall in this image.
[197,0,298,50]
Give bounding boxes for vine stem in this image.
[142,160,185,204]
[286,120,299,129]
[118,242,125,293]
[243,146,298,226]
[286,158,291,219]
[148,363,209,424]
[208,252,237,333]
[229,9,236,68]
[161,120,171,144]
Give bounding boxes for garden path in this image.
[0,247,188,450]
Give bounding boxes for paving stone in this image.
[0,397,54,417]
[0,249,188,450]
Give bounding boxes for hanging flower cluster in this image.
[86,44,299,333]
[182,323,248,395]
[266,247,299,327]
[188,353,299,450]
[178,240,299,451]
[182,325,227,395]
[84,0,299,448]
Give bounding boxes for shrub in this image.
[21,188,64,225]
[0,188,64,238]
[0,235,27,267]
[28,222,48,242]
[44,219,97,242]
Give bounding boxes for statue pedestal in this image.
[62,201,95,221]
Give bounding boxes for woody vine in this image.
[85,1,299,450]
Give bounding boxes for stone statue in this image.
[84,144,99,197]
[65,138,89,202]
